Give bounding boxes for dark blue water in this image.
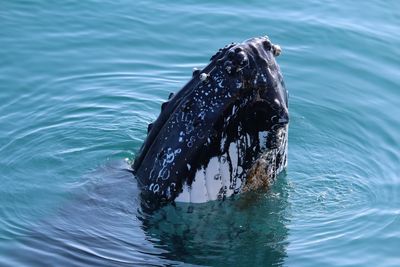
[1,1,399,266]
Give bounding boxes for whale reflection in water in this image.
[139,176,290,266]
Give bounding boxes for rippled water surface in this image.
[1,1,399,266]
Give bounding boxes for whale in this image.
[132,36,289,212]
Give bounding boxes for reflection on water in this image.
[1,161,290,267]
[140,175,290,266]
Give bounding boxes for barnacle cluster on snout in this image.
[221,47,249,75]
[210,36,281,78]
[201,36,285,98]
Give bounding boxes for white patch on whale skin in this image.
[228,142,238,178]
[205,156,223,200]
[175,184,191,202]
[189,167,208,203]
[219,153,235,197]
[175,154,233,203]
[220,136,226,152]
[258,131,269,150]
[174,127,288,204]
[235,172,242,192]
[276,126,289,174]
[232,105,237,116]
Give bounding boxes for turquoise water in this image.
[1,0,399,266]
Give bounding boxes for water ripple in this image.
[1,0,399,266]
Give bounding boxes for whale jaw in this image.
[174,125,288,203]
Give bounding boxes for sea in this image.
[0,1,399,266]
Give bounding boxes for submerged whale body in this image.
[133,36,289,212]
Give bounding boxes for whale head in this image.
[133,36,289,212]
